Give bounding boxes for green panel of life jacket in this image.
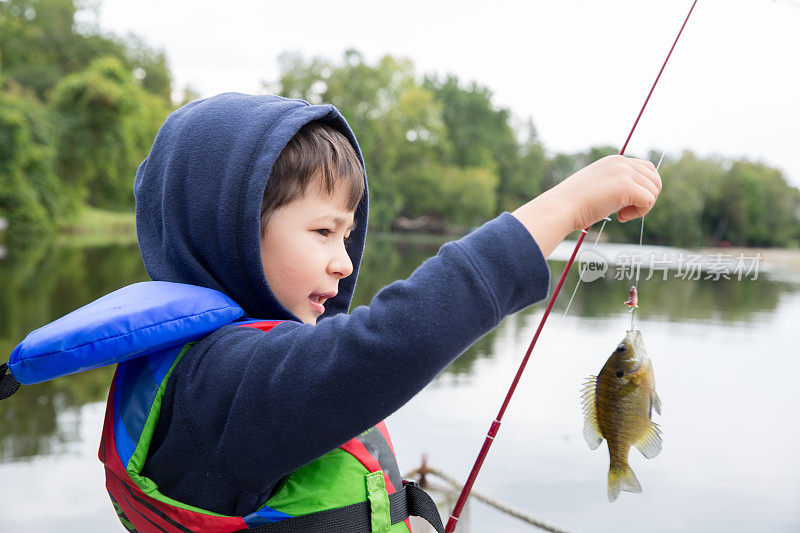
[265,448,410,532]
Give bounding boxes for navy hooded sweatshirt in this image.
[134,93,551,516]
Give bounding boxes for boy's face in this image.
[260,178,356,325]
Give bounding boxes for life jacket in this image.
[1,282,444,533]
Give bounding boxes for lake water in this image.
[1,235,798,532]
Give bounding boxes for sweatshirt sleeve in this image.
[145,212,550,512]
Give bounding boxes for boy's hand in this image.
[512,155,662,258]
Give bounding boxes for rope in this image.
[405,467,571,533]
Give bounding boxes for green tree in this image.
[273,51,455,231]
[544,152,579,189]
[424,75,540,212]
[499,119,547,212]
[0,81,62,238]
[0,0,81,98]
[423,75,498,169]
[0,0,173,233]
[706,160,799,247]
[398,164,498,225]
[50,56,169,210]
[584,145,619,165]
[270,51,800,247]
[637,151,722,247]
[123,35,172,102]
[0,0,172,101]
[437,165,498,225]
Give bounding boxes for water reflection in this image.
[0,368,113,462]
[0,241,147,463]
[351,234,446,307]
[0,236,797,465]
[549,264,790,324]
[352,234,505,378]
[0,242,149,357]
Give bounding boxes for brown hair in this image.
[260,121,365,233]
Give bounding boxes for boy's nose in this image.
[328,243,353,278]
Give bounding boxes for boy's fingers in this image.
[618,204,651,223]
[618,205,642,223]
[630,160,662,192]
[633,158,657,172]
[627,169,661,200]
[620,186,656,222]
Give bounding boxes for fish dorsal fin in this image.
[634,422,662,459]
[581,375,603,449]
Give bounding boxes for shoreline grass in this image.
[57,206,137,247]
[44,209,800,273]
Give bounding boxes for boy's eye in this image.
[314,227,354,242]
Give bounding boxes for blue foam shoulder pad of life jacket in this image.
[8,281,245,385]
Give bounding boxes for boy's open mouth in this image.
[309,292,336,314]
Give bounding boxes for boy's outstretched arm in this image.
[513,155,662,257]
[143,155,661,516]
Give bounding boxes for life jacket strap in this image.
[244,480,444,533]
[0,363,20,400]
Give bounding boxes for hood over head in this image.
[134,93,368,321]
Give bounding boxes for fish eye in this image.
[616,370,624,378]
[617,343,626,352]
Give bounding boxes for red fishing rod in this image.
[444,2,700,531]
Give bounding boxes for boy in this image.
[96,93,659,531]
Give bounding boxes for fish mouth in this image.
[622,329,647,373]
[625,329,646,353]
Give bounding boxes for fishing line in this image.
[519,153,664,431]
[445,1,699,529]
[499,151,664,467]
[631,152,665,330]
[496,216,612,467]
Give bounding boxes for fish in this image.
[581,329,662,502]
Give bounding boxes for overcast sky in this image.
[90,0,800,186]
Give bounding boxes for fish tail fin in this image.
[608,463,642,502]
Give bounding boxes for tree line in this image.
[271,51,800,248]
[2,0,799,248]
[0,0,173,239]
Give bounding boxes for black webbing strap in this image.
[244,481,444,533]
[0,363,20,400]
